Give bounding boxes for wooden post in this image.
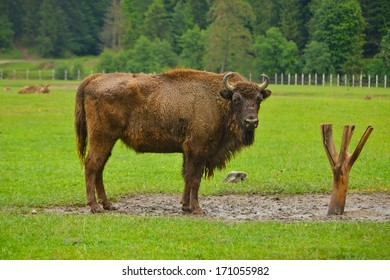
[321,124,373,215]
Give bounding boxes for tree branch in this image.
[349,126,374,168]
[321,124,338,167]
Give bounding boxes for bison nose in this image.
[245,118,258,129]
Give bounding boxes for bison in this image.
[75,69,271,213]
[18,84,50,94]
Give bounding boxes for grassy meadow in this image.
[0,79,389,260]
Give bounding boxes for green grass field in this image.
[0,80,389,259]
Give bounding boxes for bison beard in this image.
[244,130,255,146]
[75,69,271,214]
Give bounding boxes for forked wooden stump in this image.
[321,124,373,215]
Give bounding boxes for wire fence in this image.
[1,68,388,88]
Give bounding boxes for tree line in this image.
[1,0,389,77]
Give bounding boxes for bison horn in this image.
[258,74,270,90]
[223,72,235,91]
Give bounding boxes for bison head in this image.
[220,72,271,145]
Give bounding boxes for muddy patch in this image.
[45,193,390,222]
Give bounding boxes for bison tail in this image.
[75,74,100,163]
[75,81,88,163]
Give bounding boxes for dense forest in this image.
[0,0,389,76]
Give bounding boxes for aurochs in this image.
[75,69,271,213]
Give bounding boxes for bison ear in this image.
[261,89,271,100]
[220,89,233,100]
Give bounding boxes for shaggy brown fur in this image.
[75,69,271,213]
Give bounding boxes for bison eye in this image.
[256,95,263,104]
[232,95,242,105]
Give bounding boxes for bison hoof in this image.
[182,206,203,215]
[90,204,104,213]
[103,203,119,211]
[182,205,193,213]
[192,206,203,215]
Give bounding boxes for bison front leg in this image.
[182,156,205,214]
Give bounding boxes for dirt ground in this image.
[46,193,390,222]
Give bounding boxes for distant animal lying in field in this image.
[18,84,50,94]
[3,86,11,91]
[75,69,271,214]
[223,171,247,183]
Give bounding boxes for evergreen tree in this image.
[172,0,194,53]
[36,0,71,57]
[101,0,126,50]
[248,0,281,36]
[142,0,173,43]
[122,0,153,48]
[311,0,365,74]
[0,16,13,51]
[179,26,205,69]
[359,0,390,57]
[280,0,311,52]
[204,0,255,73]
[188,0,209,29]
[375,30,390,75]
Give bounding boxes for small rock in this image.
[31,209,37,215]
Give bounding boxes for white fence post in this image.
[308,73,311,85]
[315,73,317,86]
[385,75,387,88]
[330,74,333,86]
[302,73,305,85]
[322,73,325,86]
[295,73,297,85]
[344,74,347,86]
[352,75,355,87]
[368,75,371,88]
[376,75,378,87]
[288,73,291,85]
[274,73,277,85]
[337,74,340,86]
[281,73,284,85]
[360,73,363,87]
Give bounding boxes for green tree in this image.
[126,36,177,73]
[179,26,205,69]
[122,0,153,48]
[142,0,173,43]
[172,0,194,53]
[0,16,13,51]
[247,0,280,35]
[280,0,310,52]
[311,0,365,74]
[101,0,126,50]
[36,0,71,57]
[204,0,255,73]
[188,0,209,29]
[254,27,300,74]
[373,30,390,75]
[359,0,390,57]
[303,41,334,74]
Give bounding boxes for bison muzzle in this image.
[75,69,271,213]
